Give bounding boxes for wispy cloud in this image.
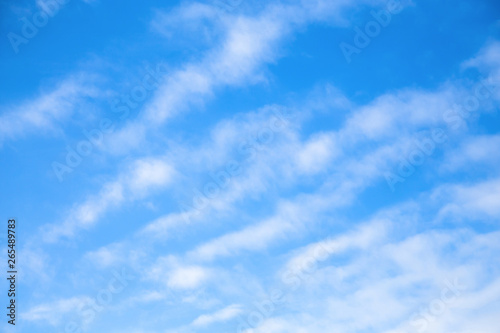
[10,1,500,332]
[191,304,243,327]
[43,158,175,241]
[0,75,99,145]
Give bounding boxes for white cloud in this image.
[435,177,500,222]
[190,217,292,261]
[83,242,144,269]
[128,158,175,193]
[441,134,500,171]
[0,76,99,145]
[45,2,490,251]
[191,304,242,327]
[23,296,91,326]
[148,256,211,290]
[241,220,500,333]
[151,2,223,43]
[463,40,500,71]
[284,220,388,276]
[10,1,500,333]
[295,132,338,174]
[167,266,210,290]
[343,87,459,141]
[43,158,175,241]
[462,41,500,101]
[103,0,395,155]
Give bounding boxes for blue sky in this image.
[1,0,500,332]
